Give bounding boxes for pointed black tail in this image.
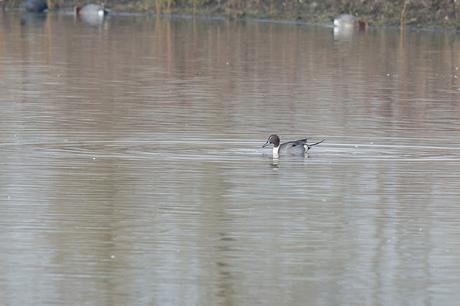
[306,139,325,151]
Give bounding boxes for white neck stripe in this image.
[273,146,279,158]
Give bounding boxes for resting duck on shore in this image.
[74,4,108,17]
[333,14,367,31]
[21,0,47,12]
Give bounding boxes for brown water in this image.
[1,11,460,305]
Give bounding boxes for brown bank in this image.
[6,0,460,29]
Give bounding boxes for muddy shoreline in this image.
[6,0,460,30]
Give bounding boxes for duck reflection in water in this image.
[20,11,47,26]
[20,0,47,25]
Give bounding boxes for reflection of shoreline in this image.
[1,11,460,306]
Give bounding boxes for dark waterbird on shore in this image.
[262,135,325,158]
[74,3,108,17]
[21,0,47,12]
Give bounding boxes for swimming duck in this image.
[333,14,367,31]
[21,0,47,12]
[74,3,108,17]
[262,134,325,158]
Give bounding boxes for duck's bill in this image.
[262,141,269,148]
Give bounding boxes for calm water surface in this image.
[1,11,460,306]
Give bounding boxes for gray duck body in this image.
[278,138,309,155]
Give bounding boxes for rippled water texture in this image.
[1,11,460,305]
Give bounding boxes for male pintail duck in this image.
[262,134,324,158]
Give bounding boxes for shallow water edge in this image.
[4,0,460,29]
